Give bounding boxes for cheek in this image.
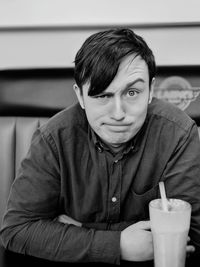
[132,93,150,113]
[127,100,148,119]
[84,103,106,126]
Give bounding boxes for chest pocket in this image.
[122,184,159,222]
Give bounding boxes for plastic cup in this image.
[149,198,191,267]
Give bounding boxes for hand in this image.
[120,220,153,262]
[57,214,82,227]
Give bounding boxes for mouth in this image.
[104,123,131,132]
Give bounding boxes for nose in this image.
[110,97,126,121]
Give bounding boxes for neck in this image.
[103,141,126,155]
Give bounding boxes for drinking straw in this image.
[159,181,168,212]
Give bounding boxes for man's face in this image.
[74,54,154,150]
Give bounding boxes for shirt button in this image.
[112,197,117,202]
[114,160,118,163]
[97,146,103,152]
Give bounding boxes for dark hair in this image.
[74,28,156,96]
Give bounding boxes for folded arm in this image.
[0,128,152,264]
[0,129,121,264]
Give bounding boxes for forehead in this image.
[119,54,148,72]
[106,54,149,92]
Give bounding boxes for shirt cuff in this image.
[89,229,121,265]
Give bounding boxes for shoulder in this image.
[148,97,195,133]
[39,103,88,139]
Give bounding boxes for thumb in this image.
[134,220,151,230]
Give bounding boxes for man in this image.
[0,28,200,265]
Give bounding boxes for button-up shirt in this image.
[1,97,200,264]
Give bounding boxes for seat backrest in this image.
[0,117,48,226]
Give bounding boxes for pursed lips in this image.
[103,123,132,132]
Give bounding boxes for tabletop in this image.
[0,245,199,267]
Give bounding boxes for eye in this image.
[91,93,112,104]
[94,93,112,99]
[127,89,138,97]
[97,95,109,99]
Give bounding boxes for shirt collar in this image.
[89,125,145,156]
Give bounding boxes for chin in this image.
[99,130,134,145]
[104,136,130,146]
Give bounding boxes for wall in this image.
[0,0,200,69]
[1,0,200,27]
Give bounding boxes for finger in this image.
[58,214,82,227]
[187,236,191,242]
[58,215,68,223]
[186,245,195,253]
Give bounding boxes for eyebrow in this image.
[125,78,145,88]
[93,78,145,97]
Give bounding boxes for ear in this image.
[73,84,85,109]
[148,77,155,104]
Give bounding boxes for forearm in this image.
[0,218,121,264]
[83,221,135,231]
[57,215,154,262]
[58,214,135,231]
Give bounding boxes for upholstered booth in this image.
[0,117,48,226]
[0,68,77,230]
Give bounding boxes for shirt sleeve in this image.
[162,123,200,253]
[0,128,121,265]
[83,221,135,231]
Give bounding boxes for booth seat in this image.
[0,117,48,227]
[0,68,76,228]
